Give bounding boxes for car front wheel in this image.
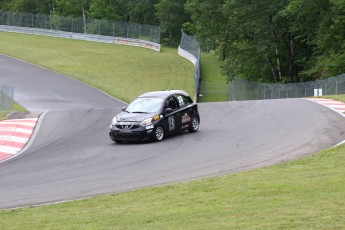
[188,116,199,133]
[153,126,164,141]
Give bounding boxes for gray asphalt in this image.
[1,54,345,209]
[0,54,122,111]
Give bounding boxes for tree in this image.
[282,0,331,80]
[0,0,53,14]
[155,0,189,47]
[55,0,91,17]
[187,0,294,83]
[88,0,130,21]
[128,0,159,25]
[313,0,345,77]
[186,0,345,83]
[185,0,225,51]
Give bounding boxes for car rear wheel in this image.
[189,116,199,133]
[153,126,164,141]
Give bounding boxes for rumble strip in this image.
[0,118,38,161]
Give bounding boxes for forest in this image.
[0,0,344,83]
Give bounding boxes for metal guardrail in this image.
[0,25,161,51]
[0,84,15,111]
[0,10,161,51]
[178,31,201,102]
[228,74,345,101]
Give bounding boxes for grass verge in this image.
[0,143,344,229]
[0,111,6,120]
[0,103,27,120]
[319,94,345,102]
[199,52,228,102]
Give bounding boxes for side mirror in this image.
[164,108,172,115]
[122,107,127,112]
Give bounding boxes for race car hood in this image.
[116,112,156,122]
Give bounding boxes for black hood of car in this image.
[116,112,156,122]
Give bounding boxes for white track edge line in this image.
[304,98,345,148]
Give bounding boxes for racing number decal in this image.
[168,116,175,131]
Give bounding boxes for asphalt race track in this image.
[1,54,345,209]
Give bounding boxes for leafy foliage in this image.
[155,0,188,46]
[186,0,345,82]
[1,0,344,81]
[0,0,53,13]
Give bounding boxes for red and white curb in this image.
[0,118,38,161]
[308,98,345,114]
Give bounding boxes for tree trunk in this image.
[269,15,282,81]
[266,54,278,82]
[275,46,282,81]
[289,33,299,82]
[82,6,86,34]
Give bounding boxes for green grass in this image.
[0,103,27,120]
[320,94,345,102]
[1,144,345,229]
[199,52,228,102]
[0,32,195,103]
[0,111,6,120]
[1,31,345,229]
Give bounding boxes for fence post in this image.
[0,84,15,111]
[303,83,306,97]
[126,22,129,38]
[112,22,115,37]
[322,80,325,95]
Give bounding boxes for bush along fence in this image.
[228,74,345,101]
[0,84,15,112]
[178,30,201,102]
[0,10,161,51]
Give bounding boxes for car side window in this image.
[165,96,177,110]
[176,95,192,108]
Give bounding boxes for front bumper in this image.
[109,125,155,142]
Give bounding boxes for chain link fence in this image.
[0,10,161,50]
[228,74,345,101]
[0,84,15,111]
[178,30,201,102]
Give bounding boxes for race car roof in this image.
[138,90,190,99]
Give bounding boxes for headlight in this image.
[111,116,117,126]
[140,117,153,126]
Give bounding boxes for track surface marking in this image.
[0,118,38,161]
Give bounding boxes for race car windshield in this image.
[126,98,164,113]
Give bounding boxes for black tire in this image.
[188,116,199,133]
[153,126,165,142]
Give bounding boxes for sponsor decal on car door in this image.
[181,112,191,129]
[181,112,191,123]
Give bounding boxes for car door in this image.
[175,94,194,130]
[164,96,181,133]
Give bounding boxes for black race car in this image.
[109,90,200,142]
